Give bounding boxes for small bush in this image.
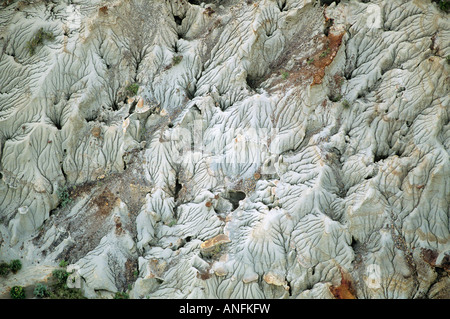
[52,269,70,285]
[57,187,72,208]
[0,262,10,277]
[342,99,350,108]
[59,260,68,268]
[208,243,226,259]
[172,55,183,65]
[319,47,331,58]
[280,70,289,79]
[33,283,49,298]
[0,260,22,276]
[307,58,314,65]
[438,0,449,13]
[49,286,85,299]
[126,83,139,96]
[49,268,85,299]
[10,286,26,299]
[114,291,129,299]
[9,259,22,274]
[167,219,177,227]
[26,28,55,55]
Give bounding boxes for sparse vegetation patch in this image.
[126,83,139,96]
[0,259,22,277]
[57,187,73,208]
[26,28,55,55]
[172,55,183,65]
[280,70,289,79]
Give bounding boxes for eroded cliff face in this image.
[0,0,448,299]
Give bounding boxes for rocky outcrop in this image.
[0,0,448,299]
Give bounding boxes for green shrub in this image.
[52,269,69,285]
[10,286,26,299]
[342,99,350,108]
[167,219,177,227]
[0,260,22,276]
[207,243,226,259]
[172,55,183,65]
[319,47,331,58]
[9,259,22,274]
[439,0,449,13]
[0,262,10,277]
[57,187,72,208]
[33,283,49,298]
[48,268,85,299]
[126,83,139,96]
[59,259,68,268]
[26,28,55,55]
[280,70,289,79]
[49,286,86,299]
[307,58,314,65]
[114,291,129,299]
